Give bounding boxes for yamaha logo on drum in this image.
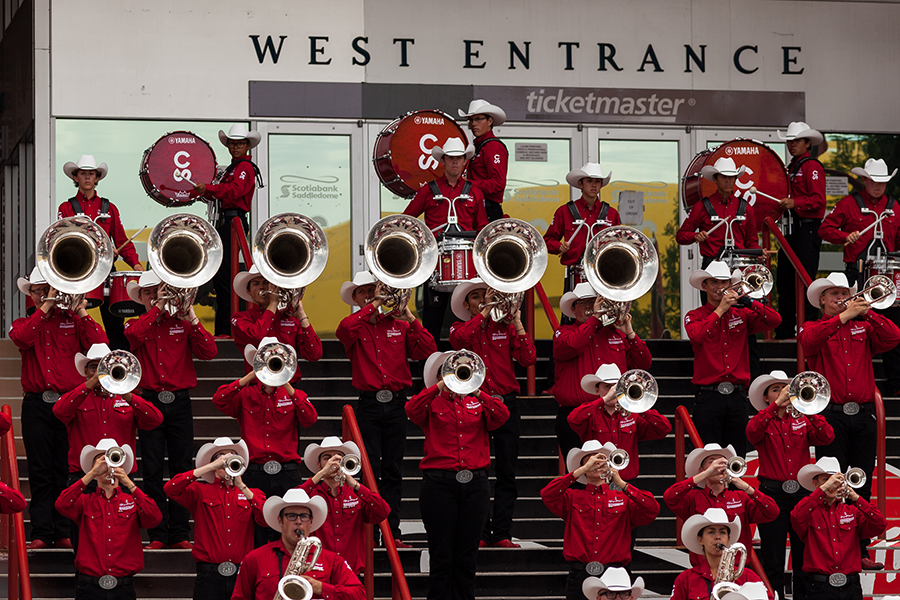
[168,137,197,145]
[414,116,445,125]
[724,146,760,156]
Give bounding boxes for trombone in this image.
[787,371,830,417]
[614,370,658,415]
[440,350,486,395]
[841,274,896,310]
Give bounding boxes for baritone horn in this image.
[614,369,658,414]
[36,216,115,310]
[97,350,142,395]
[440,350,486,395]
[582,226,659,302]
[787,371,830,417]
[252,340,298,387]
[723,264,773,300]
[843,274,897,310]
[275,535,323,600]
[147,214,223,315]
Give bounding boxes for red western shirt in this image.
[53,384,163,473]
[298,479,391,574]
[567,403,671,480]
[58,193,141,267]
[335,304,437,392]
[9,308,107,393]
[164,472,266,564]
[791,488,886,575]
[670,562,770,600]
[231,303,323,383]
[799,313,900,405]
[541,472,659,565]
[449,314,537,396]
[685,302,781,386]
[819,189,900,263]
[404,175,488,232]
[746,404,834,481]
[124,307,217,391]
[675,191,761,258]
[544,197,622,266]
[0,482,26,514]
[787,152,826,220]
[466,132,508,204]
[232,542,365,600]
[205,155,256,212]
[406,385,510,471]
[56,480,162,578]
[212,381,317,463]
[552,319,652,407]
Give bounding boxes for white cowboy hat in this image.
[126,270,162,304]
[340,271,377,307]
[566,440,618,484]
[432,137,475,161]
[798,456,842,491]
[565,163,612,189]
[851,158,898,184]
[243,336,280,366]
[718,582,769,600]
[451,278,488,321]
[580,363,622,395]
[700,157,747,181]
[233,264,265,304]
[262,489,328,533]
[806,272,856,307]
[685,443,736,488]
[79,438,134,475]
[63,155,109,181]
[194,437,250,483]
[218,124,261,149]
[559,282,597,319]
[777,121,824,146]
[748,370,791,412]
[682,508,742,555]
[688,260,739,291]
[458,99,506,126]
[423,350,455,388]
[302,436,361,475]
[74,343,111,375]
[17,266,47,296]
[582,567,645,600]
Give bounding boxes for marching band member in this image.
[231,263,323,382]
[10,267,107,549]
[124,271,217,550]
[664,443,779,567]
[798,272,900,569]
[449,278,536,548]
[746,370,834,600]
[684,261,781,456]
[212,337,318,546]
[336,272,436,547]
[299,437,391,576]
[581,567,646,600]
[569,364,671,482]
[553,283,651,457]
[233,489,365,600]
[791,457,886,600]
[544,163,620,292]
[403,137,489,344]
[58,154,144,351]
[164,438,266,600]
[541,441,659,600]
[406,350,510,600]
[773,122,827,340]
[56,439,162,600]
[670,508,772,600]
[192,124,262,337]
[459,99,509,222]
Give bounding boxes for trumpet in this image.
[604,449,630,482]
[841,274,897,310]
[440,350,486,395]
[224,455,247,479]
[105,445,127,484]
[97,350,142,396]
[275,534,323,600]
[337,454,362,486]
[838,467,867,502]
[721,264,773,300]
[582,226,659,302]
[252,340,298,387]
[36,216,114,307]
[365,215,438,317]
[787,371,830,417]
[614,369,658,415]
[721,457,747,484]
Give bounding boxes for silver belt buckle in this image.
[585,561,605,576]
[843,402,860,416]
[828,573,847,587]
[158,391,176,404]
[98,575,118,590]
[455,470,474,483]
[42,391,60,404]
[376,390,393,403]
[782,480,800,494]
[717,382,735,395]
[217,561,238,577]
[263,461,282,475]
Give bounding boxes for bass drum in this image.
[373,110,468,198]
[140,131,218,207]
[681,139,789,233]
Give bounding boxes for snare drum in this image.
[432,237,476,292]
[373,110,467,198]
[140,131,218,207]
[107,271,144,318]
[866,258,900,306]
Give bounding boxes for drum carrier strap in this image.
[566,200,609,223]
[700,196,747,221]
[852,191,896,262]
[223,158,265,188]
[428,180,473,235]
[67,196,110,219]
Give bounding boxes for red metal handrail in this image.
[0,405,31,600]
[230,216,254,327]
[342,405,412,600]
[874,390,887,534]
[525,282,560,396]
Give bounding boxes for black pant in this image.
[100,299,129,351]
[138,389,194,545]
[555,406,583,461]
[803,574,862,600]
[75,574,135,600]
[423,283,454,349]
[757,480,809,600]
[356,391,408,540]
[213,213,249,336]
[485,200,504,222]
[21,394,70,543]
[193,564,238,600]
[775,219,822,338]
[482,394,520,544]
[691,388,750,457]
[419,471,490,600]
[242,464,304,547]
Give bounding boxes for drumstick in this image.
[706,218,730,236]
[749,186,782,203]
[117,226,147,253]
[175,169,196,186]
[848,218,883,245]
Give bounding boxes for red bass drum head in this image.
[140,131,218,207]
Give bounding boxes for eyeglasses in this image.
[30,287,50,296]
[599,592,632,600]
[282,512,312,522]
[226,139,250,148]
[466,116,488,123]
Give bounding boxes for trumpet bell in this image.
[726,456,747,478]
[583,226,659,302]
[36,216,114,294]
[365,214,438,289]
[97,350,142,395]
[105,446,127,468]
[788,371,831,415]
[607,448,630,471]
[473,218,548,293]
[740,264,773,299]
[440,349,486,395]
[859,275,897,310]
[252,213,329,289]
[341,454,362,477]
[148,214,223,288]
[615,369,658,414]
[846,467,866,489]
[224,455,247,478]
[252,340,298,387]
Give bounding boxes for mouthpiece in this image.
[715,543,726,550]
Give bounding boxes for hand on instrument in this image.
[85,372,101,391]
[370,283,385,309]
[841,297,870,321]
[180,306,200,325]
[614,313,634,336]
[716,289,739,313]
[480,289,499,319]
[192,182,207,195]
[559,240,571,254]
[290,297,307,321]
[735,295,753,309]
[820,472,845,496]
[511,307,524,332]
[132,263,145,272]
[845,231,862,245]
[607,466,626,489]
[394,306,416,323]
[729,476,751,492]
[315,454,344,483]
[238,371,257,387]
[265,287,280,312]
[87,454,108,480]
[774,387,791,408]
[592,295,604,318]
[694,231,709,243]
[779,198,795,210]
[114,467,135,489]
[75,298,89,317]
[300,576,323,596]
[695,457,728,485]
[574,453,606,480]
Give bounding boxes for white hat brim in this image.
[565,169,612,189]
[433,145,475,161]
[458,103,506,126]
[79,442,134,475]
[195,439,250,483]
[689,269,737,291]
[262,493,328,533]
[583,576,645,599]
[682,513,741,554]
[451,279,486,322]
[233,269,264,304]
[424,350,454,389]
[63,161,108,182]
[777,128,824,146]
[218,129,261,149]
[566,442,616,484]
[806,278,856,307]
[850,166,897,183]
[700,164,746,181]
[302,439,360,474]
[17,277,34,296]
[748,374,791,412]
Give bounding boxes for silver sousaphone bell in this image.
[440,349,486,395]
[36,216,115,310]
[582,226,659,302]
[252,340,298,387]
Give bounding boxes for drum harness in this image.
[781,155,822,235]
[428,179,473,236]
[67,196,111,221]
[854,191,897,273]
[701,195,748,258]
[209,157,265,226]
